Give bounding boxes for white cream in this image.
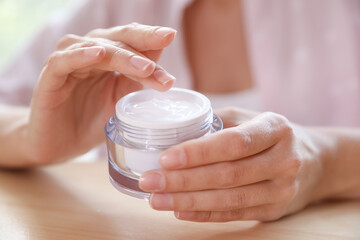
[125,149,161,175]
[116,88,211,129]
[124,97,203,123]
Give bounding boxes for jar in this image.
[105,88,223,200]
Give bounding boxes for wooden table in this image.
[0,161,359,240]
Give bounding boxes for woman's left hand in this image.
[139,107,325,222]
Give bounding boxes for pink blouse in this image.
[0,0,359,127]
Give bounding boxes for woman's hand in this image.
[26,23,177,165]
[139,107,330,222]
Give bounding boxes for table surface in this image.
[0,161,359,240]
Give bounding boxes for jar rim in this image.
[115,88,212,129]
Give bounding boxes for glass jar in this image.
[105,88,223,200]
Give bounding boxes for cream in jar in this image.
[105,88,222,199]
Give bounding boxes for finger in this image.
[65,41,175,90]
[87,23,177,51]
[140,156,274,192]
[111,40,164,62]
[149,181,280,212]
[56,34,163,62]
[38,46,106,91]
[67,41,157,78]
[56,34,82,50]
[159,112,290,169]
[214,107,258,128]
[142,49,164,62]
[174,204,282,222]
[59,32,165,63]
[125,65,176,92]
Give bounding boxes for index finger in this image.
[87,23,177,51]
[159,112,291,169]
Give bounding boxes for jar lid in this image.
[115,88,212,129]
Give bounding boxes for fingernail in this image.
[139,172,165,192]
[155,27,177,38]
[84,46,104,58]
[130,56,155,71]
[159,148,186,169]
[150,193,174,210]
[154,69,176,85]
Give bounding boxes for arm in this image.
[309,127,360,200]
[0,105,31,167]
[139,108,360,222]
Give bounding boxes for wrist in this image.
[0,106,35,168]
[308,127,360,201]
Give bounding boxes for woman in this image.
[0,0,359,222]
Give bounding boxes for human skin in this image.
[139,108,360,222]
[183,0,253,93]
[0,23,177,167]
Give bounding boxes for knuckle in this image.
[46,52,60,69]
[284,153,302,179]
[228,209,246,221]
[276,181,298,203]
[223,107,240,115]
[262,208,284,221]
[263,112,293,134]
[229,129,251,155]
[221,107,242,120]
[218,164,244,188]
[65,41,97,51]
[78,41,98,48]
[226,190,248,209]
[176,174,191,191]
[181,195,197,211]
[129,22,140,27]
[109,49,125,67]
[56,34,79,49]
[143,26,161,49]
[285,182,298,201]
[195,140,209,165]
[289,155,301,174]
[199,146,209,165]
[120,22,139,34]
[198,211,213,222]
[86,28,105,37]
[265,111,287,123]
[275,114,293,135]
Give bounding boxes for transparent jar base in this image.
[106,114,223,200]
[109,160,150,200]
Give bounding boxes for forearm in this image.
[0,105,32,168]
[310,127,360,201]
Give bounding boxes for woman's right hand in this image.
[25,23,177,166]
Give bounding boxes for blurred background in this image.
[0,0,75,71]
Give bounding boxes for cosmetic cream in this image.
[105,88,223,200]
